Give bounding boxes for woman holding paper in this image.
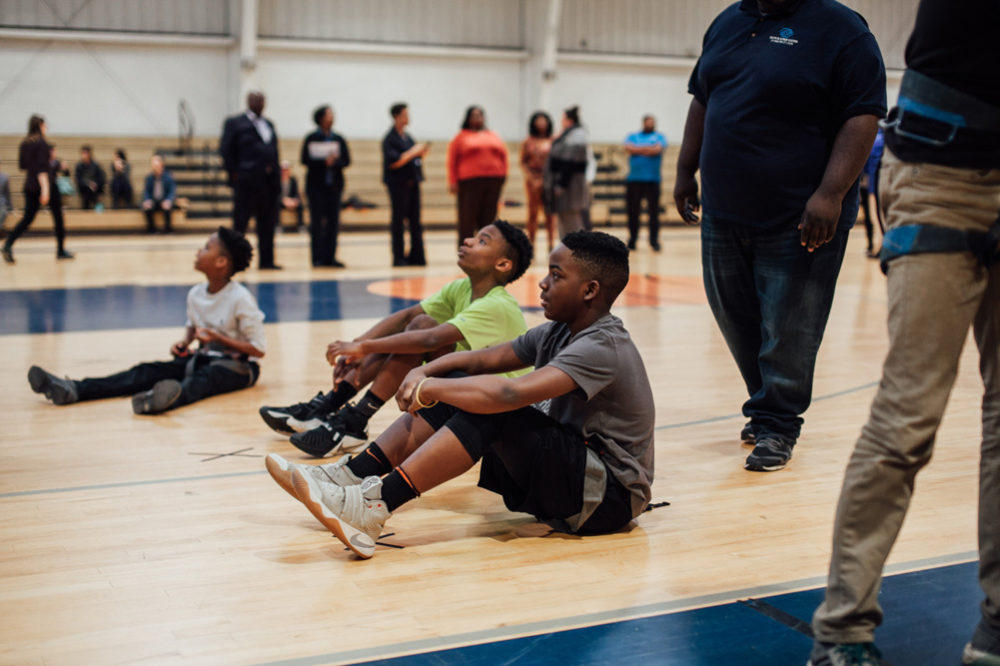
[301,104,351,268]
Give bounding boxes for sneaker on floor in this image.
[291,471,389,559]
[807,642,885,666]
[131,379,182,415]
[289,407,368,458]
[964,643,1000,665]
[27,365,79,405]
[259,391,330,435]
[2,244,13,264]
[744,436,794,472]
[740,422,756,445]
[265,453,362,500]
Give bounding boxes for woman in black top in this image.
[2,114,72,264]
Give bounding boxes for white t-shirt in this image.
[185,281,266,358]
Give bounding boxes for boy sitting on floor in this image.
[266,230,655,558]
[259,220,533,457]
[28,227,265,414]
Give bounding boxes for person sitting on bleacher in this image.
[74,144,106,210]
[142,155,177,234]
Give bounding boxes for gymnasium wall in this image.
[0,0,916,144]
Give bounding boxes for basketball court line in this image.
[249,552,978,666]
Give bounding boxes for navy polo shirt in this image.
[689,0,886,229]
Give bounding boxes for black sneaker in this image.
[27,365,79,405]
[259,391,331,435]
[807,641,885,665]
[740,422,756,445]
[289,407,368,458]
[56,249,74,260]
[131,379,183,414]
[744,436,794,472]
[2,244,13,264]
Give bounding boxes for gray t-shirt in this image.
[511,314,655,519]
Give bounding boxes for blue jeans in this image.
[701,213,849,441]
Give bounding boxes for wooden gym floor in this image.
[0,225,987,665]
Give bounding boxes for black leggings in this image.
[5,189,65,252]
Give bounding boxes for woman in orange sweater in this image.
[447,106,508,245]
[520,111,555,252]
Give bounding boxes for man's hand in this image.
[325,152,336,166]
[326,340,363,366]
[673,173,701,225]
[171,340,191,357]
[163,200,173,210]
[395,368,428,413]
[332,357,359,386]
[142,199,153,210]
[799,191,841,252]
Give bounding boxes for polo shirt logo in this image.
[770,27,798,46]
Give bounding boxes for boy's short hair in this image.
[492,219,533,285]
[313,104,331,127]
[216,226,253,275]
[390,103,407,118]
[561,231,630,303]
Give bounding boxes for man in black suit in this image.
[220,91,281,269]
[301,104,351,267]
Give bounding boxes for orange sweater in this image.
[447,129,508,187]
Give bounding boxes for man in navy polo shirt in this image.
[624,115,668,251]
[674,0,886,472]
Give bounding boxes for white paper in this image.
[308,141,340,160]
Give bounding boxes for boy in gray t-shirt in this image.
[267,231,655,559]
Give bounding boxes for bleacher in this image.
[0,134,687,236]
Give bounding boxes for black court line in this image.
[188,447,262,462]
[739,597,814,637]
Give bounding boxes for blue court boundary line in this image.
[1,381,881,500]
[249,551,978,666]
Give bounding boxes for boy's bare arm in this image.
[171,326,197,356]
[399,365,576,415]
[327,322,464,363]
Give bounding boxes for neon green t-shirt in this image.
[420,277,530,377]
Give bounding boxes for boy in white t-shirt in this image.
[27,227,266,414]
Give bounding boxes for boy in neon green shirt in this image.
[260,220,533,457]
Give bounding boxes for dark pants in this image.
[111,179,133,209]
[233,173,279,268]
[456,176,505,246]
[75,355,259,409]
[419,399,633,535]
[625,181,661,246]
[80,188,100,210]
[701,213,849,441]
[306,185,343,266]
[144,201,173,232]
[5,189,66,252]
[387,180,425,265]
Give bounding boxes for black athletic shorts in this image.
[418,399,633,535]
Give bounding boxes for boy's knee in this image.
[405,314,438,331]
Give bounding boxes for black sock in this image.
[347,443,392,478]
[353,390,385,421]
[380,467,419,512]
[324,382,357,413]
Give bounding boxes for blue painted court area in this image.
[359,561,979,665]
[0,280,419,335]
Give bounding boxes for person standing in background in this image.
[624,115,668,252]
[674,0,885,473]
[301,105,351,267]
[220,90,281,270]
[3,114,72,264]
[0,160,11,236]
[278,160,304,232]
[544,106,590,238]
[447,105,508,246]
[520,111,556,252]
[382,103,428,267]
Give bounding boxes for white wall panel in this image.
[259,0,523,49]
[0,39,232,136]
[0,0,230,35]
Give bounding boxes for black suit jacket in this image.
[300,129,351,192]
[219,112,280,188]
